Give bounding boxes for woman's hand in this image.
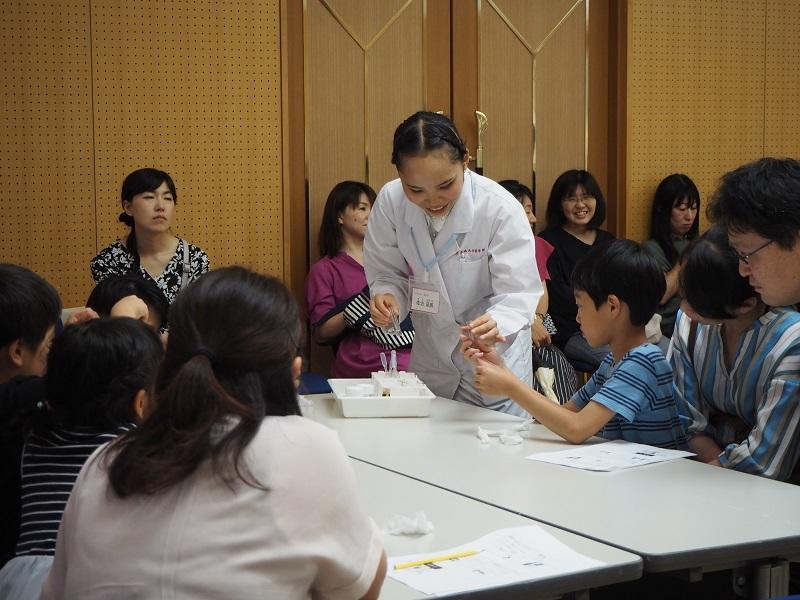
[370,293,399,327]
[460,334,505,367]
[531,317,551,348]
[461,313,506,349]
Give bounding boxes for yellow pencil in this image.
[393,549,479,570]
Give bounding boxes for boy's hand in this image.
[64,307,99,326]
[473,357,517,397]
[370,293,399,327]
[110,295,150,322]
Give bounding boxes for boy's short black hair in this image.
[572,240,665,327]
[0,264,62,349]
[679,226,757,320]
[86,275,169,329]
[45,318,163,429]
[708,157,800,249]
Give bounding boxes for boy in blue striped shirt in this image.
[464,239,687,449]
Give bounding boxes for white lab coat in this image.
[364,170,543,416]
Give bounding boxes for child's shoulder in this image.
[616,343,670,376]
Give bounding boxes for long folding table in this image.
[351,459,642,598]
[309,396,800,597]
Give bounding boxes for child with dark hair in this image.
[366,112,542,417]
[642,173,700,338]
[0,264,61,568]
[305,181,412,377]
[42,267,386,599]
[464,240,686,449]
[0,318,163,599]
[669,226,800,481]
[86,274,170,331]
[539,169,615,369]
[91,168,210,304]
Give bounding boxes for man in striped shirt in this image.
[669,226,800,482]
[708,157,800,317]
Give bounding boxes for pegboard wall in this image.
[0,1,96,305]
[1,0,284,306]
[764,0,800,158]
[626,0,768,241]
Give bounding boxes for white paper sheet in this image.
[387,525,604,596]
[526,439,694,471]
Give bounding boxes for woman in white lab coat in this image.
[365,111,542,416]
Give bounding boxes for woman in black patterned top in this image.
[91,168,210,304]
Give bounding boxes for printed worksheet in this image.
[388,525,604,596]
[526,439,694,471]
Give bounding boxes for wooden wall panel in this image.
[306,0,426,267]
[0,1,96,306]
[626,0,765,240]
[325,0,411,48]
[91,0,284,277]
[765,0,800,159]
[366,1,424,191]
[587,0,611,232]
[306,0,366,263]
[304,0,427,374]
[492,0,579,48]
[477,0,587,228]
[479,3,535,188]
[534,4,586,222]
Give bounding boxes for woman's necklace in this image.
[425,208,452,239]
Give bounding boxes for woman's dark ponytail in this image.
[118,211,139,271]
[107,267,303,498]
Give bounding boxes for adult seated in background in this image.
[0,264,61,569]
[306,181,412,377]
[708,157,800,309]
[498,179,577,403]
[539,170,615,370]
[0,318,162,600]
[669,226,800,482]
[642,173,700,340]
[90,168,209,305]
[43,267,386,599]
[86,273,170,332]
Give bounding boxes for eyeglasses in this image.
[732,239,774,264]
[563,195,596,205]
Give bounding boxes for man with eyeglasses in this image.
[708,157,800,307]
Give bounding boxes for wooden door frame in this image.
[281,0,308,304]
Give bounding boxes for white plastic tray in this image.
[328,378,433,418]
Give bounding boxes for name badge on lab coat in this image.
[409,276,440,314]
